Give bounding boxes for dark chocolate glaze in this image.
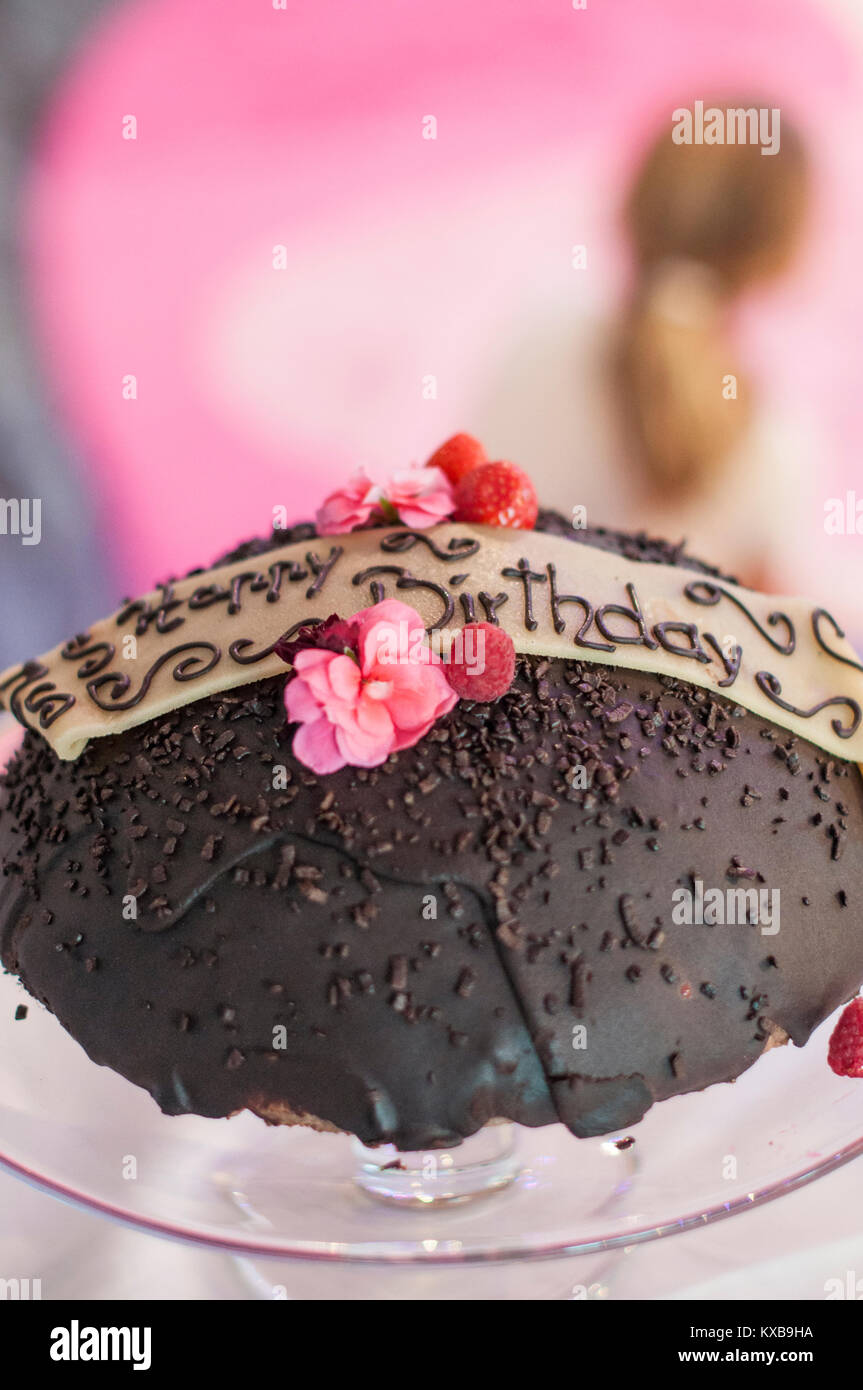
[2,515,863,1147]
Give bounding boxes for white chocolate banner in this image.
[2,522,863,762]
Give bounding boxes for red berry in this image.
[453,460,538,529]
[444,623,515,702]
[828,998,863,1077]
[425,432,487,487]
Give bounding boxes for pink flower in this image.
[315,468,381,535]
[283,599,458,774]
[315,464,455,534]
[383,466,455,528]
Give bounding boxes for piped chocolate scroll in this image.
[2,522,863,762]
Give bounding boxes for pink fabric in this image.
[20,0,863,595]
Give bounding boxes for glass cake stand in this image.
[1,963,861,1298]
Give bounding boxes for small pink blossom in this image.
[315,469,381,535]
[383,466,455,529]
[283,599,457,774]
[315,464,455,534]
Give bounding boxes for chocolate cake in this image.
[2,456,863,1149]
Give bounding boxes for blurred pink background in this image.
[17,0,863,621]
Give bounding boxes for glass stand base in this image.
[351,1123,520,1207]
[229,1245,625,1300]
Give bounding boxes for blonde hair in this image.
[615,107,809,499]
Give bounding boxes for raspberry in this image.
[444,623,515,702]
[425,432,487,487]
[828,998,863,1077]
[453,460,538,529]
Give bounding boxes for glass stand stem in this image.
[350,1122,520,1207]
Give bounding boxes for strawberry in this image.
[827,998,863,1077]
[425,432,487,487]
[453,460,538,529]
[444,623,516,702]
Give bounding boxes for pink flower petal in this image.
[315,468,381,535]
[384,466,455,531]
[357,599,427,673]
[297,651,357,710]
[335,719,395,767]
[292,717,346,774]
[390,717,436,752]
[292,647,339,674]
[284,595,459,775]
[284,674,324,724]
[355,692,395,738]
[326,653,362,702]
[387,666,457,731]
[363,678,394,701]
